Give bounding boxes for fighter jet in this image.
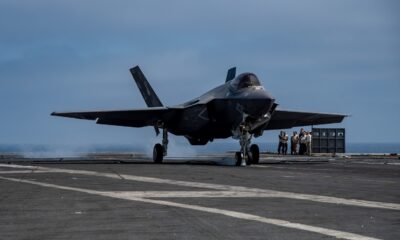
[52,66,346,165]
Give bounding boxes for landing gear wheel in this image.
[235,152,242,166]
[249,144,260,164]
[153,143,163,163]
[246,152,252,166]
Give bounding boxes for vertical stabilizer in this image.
[130,66,163,107]
[225,67,236,82]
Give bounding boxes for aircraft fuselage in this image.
[168,73,275,145]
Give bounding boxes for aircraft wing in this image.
[51,107,179,128]
[265,109,347,130]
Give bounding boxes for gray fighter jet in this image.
[52,66,346,165]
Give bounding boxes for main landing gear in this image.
[235,144,260,166]
[153,128,168,163]
[152,126,260,166]
[234,125,260,166]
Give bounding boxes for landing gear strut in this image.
[153,128,168,163]
[235,124,260,166]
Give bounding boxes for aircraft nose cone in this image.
[243,89,275,116]
[252,88,274,100]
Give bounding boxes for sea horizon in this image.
[1,142,399,157]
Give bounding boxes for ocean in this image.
[0,142,399,157]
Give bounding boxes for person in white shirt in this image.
[305,131,312,155]
[278,131,284,154]
[282,131,288,155]
[278,131,288,155]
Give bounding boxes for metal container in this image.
[312,128,345,153]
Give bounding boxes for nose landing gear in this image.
[234,124,260,166]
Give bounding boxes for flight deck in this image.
[0,154,399,240]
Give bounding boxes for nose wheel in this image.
[234,124,260,166]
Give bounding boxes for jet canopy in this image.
[230,73,261,90]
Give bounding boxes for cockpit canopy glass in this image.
[230,73,261,90]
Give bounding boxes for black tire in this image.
[235,152,242,166]
[153,143,163,163]
[249,144,260,164]
[246,152,252,166]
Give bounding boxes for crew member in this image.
[291,131,299,155]
[278,131,288,155]
[305,131,312,156]
[282,131,288,155]
[299,131,307,155]
[278,131,284,154]
[299,128,305,139]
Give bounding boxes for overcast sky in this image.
[0,0,399,148]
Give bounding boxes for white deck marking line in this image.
[349,161,400,166]
[253,165,344,172]
[0,175,381,240]
[0,170,53,174]
[0,164,38,169]
[1,164,399,211]
[93,191,281,198]
[387,162,400,166]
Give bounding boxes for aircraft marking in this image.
[198,108,209,121]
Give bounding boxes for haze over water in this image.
[1,142,399,157]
